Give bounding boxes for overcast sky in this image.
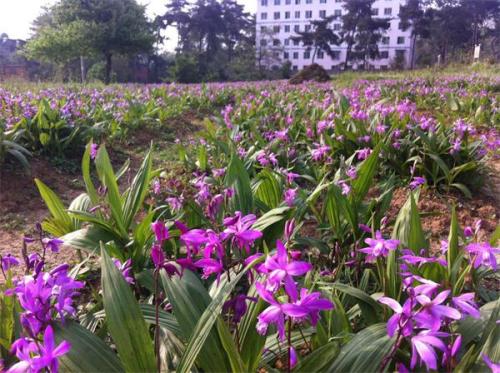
[0,0,257,50]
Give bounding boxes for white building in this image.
[256,0,413,71]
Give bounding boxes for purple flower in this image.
[255,282,308,341]
[223,294,257,323]
[194,258,224,284]
[357,147,372,160]
[113,258,134,284]
[42,238,63,253]
[379,296,414,337]
[410,331,448,371]
[152,179,161,195]
[359,231,399,262]
[151,244,165,269]
[414,290,461,331]
[284,188,298,207]
[311,144,330,161]
[293,287,334,325]
[31,326,71,372]
[409,176,426,190]
[452,293,480,319]
[166,196,183,212]
[346,166,357,179]
[90,143,98,160]
[263,240,312,298]
[466,242,499,271]
[482,354,500,373]
[151,221,169,243]
[463,226,473,238]
[222,212,263,253]
[1,254,20,271]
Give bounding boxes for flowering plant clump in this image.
[1,74,499,372]
[1,229,83,373]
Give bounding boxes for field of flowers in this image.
[0,71,499,372]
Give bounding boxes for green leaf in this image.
[295,341,340,373]
[408,191,427,253]
[123,145,152,228]
[175,257,262,373]
[95,145,126,236]
[161,270,231,372]
[325,283,382,325]
[253,169,282,210]
[252,206,290,232]
[139,304,183,337]
[53,321,124,372]
[447,205,460,281]
[350,142,382,204]
[0,277,15,355]
[82,142,99,204]
[35,178,73,236]
[328,323,394,372]
[60,227,119,253]
[101,246,156,372]
[224,152,253,214]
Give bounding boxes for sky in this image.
[0,0,257,50]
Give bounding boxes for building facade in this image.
[256,0,413,71]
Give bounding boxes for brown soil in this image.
[0,158,83,279]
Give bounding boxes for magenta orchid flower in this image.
[1,254,20,272]
[410,331,448,371]
[293,288,334,326]
[255,282,308,341]
[222,211,263,253]
[151,221,169,243]
[31,326,71,372]
[415,290,461,330]
[194,258,224,284]
[451,293,480,319]
[263,240,312,299]
[359,231,399,262]
[466,242,499,271]
[379,296,414,337]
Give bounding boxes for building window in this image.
[273,25,280,33]
[333,23,341,30]
[332,51,341,60]
[285,11,290,19]
[320,0,326,3]
[284,38,290,45]
[261,12,267,20]
[295,11,300,18]
[317,51,324,59]
[285,25,291,32]
[335,0,342,2]
[334,9,342,16]
[260,26,267,32]
[382,36,389,45]
[306,0,312,3]
[293,39,299,45]
[398,22,404,30]
[274,11,280,20]
[261,0,268,5]
[304,51,310,59]
[286,0,291,4]
[384,8,392,15]
[260,39,267,46]
[397,36,405,44]
[294,25,300,32]
[319,10,326,18]
[284,52,289,59]
[396,50,406,58]
[305,10,313,18]
[380,51,389,58]
[274,0,280,4]
[273,39,280,46]
[305,25,311,31]
[295,0,300,4]
[293,52,299,59]
[293,65,298,70]
[372,8,379,16]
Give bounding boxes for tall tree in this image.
[292,15,340,64]
[25,0,155,83]
[399,0,432,69]
[340,0,390,69]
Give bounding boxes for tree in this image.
[400,0,432,69]
[25,0,155,83]
[340,0,390,69]
[292,16,340,64]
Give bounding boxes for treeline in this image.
[21,0,499,83]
